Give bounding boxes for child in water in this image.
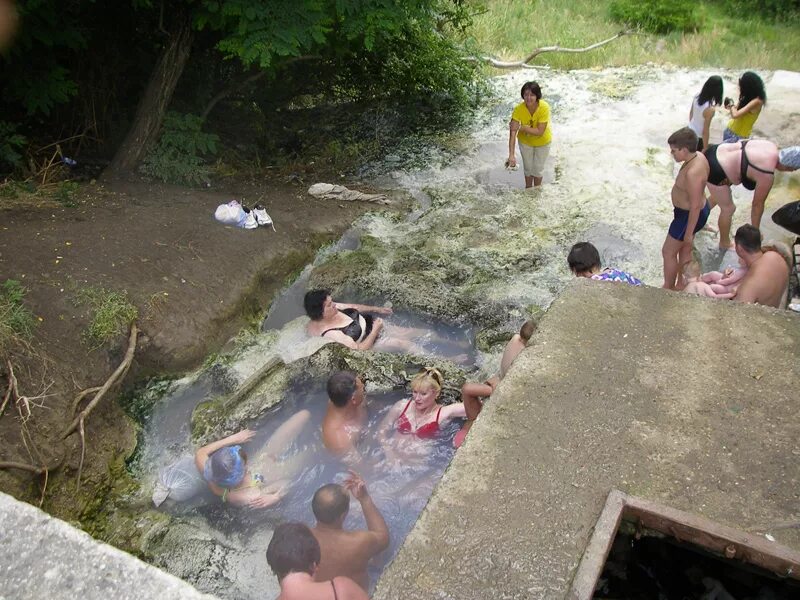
[682,261,742,299]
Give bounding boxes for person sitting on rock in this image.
[194,410,310,508]
[454,319,537,448]
[322,371,369,459]
[310,471,390,592]
[567,242,643,286]
[266,522,368,600]
[732,224,791,308]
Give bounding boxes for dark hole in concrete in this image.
[569,491,800,600]
[594,526,800,599]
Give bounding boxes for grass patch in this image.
[74,286,138,348]
[0,280,37,355]
[468,0,800,70]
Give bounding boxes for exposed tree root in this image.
[468,30,634,69]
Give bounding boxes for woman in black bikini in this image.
[304,289,392,350]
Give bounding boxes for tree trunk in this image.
[103,15,194,180]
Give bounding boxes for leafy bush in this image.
[140,112,219,185]
[711,0,800,20]
[609,0,701,33]
[0,122,28,173]
[0,280,37,355]
[75,287,138,348]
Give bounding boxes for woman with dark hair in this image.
[507,80,552,188]
[688,75,723,150]
[723,71,766,142]
[304,289,392,350]
[266,522,368,600]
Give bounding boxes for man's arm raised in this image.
[345,471,389,556]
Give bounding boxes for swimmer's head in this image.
[734,224,762,255]
[312,483,350,525]
[304,289,331,320]
[521,81,542,101]
[326,371,364,408]
[266,522,321,581]
[567,242,601,277]
[667,127,698,153]
[203,445,247,487]
[411,367,443,396]
[519,319,537,342]
[682,260,701,280]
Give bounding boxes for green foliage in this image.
[0,280,37,355]
[0,122,27,173]
[74,287,138,348]
[712,0,800,20]
[55,181,79,207]
[140,112,219,185]
[609,0,701,33]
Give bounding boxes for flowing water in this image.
[133,67,800,599]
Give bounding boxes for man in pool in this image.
[322,372,368,459]
[664,127,710,290]
[310,471,390,592]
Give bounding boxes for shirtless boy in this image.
[663,127,711,290]
[703,139,779,245]
[733,224,790,308]
[454,319,537,448]
[322,372,368,459]
[311,471,390,592]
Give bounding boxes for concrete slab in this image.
[374,280,800,600]
[0,492,217,600]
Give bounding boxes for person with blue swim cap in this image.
[194,409,311,508]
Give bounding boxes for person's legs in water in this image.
[254,409,312,482]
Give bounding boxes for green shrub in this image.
[711,0,800,20]
[0,280,37,354]
[609,0,701,33]
[0,122,27,173]
[140,112,219,186]
[75,287,138,348]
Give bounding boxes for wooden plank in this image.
[623,496,800,582]
[567,489,627,600]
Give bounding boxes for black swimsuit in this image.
[321,308,374,342]
[739,140,774,190]
[704,144,729,186]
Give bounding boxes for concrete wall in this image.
[0,491,217,600]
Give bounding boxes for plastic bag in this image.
[152,455,206,507]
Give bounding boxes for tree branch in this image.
[63,323,138,439]
[468,30,634,69]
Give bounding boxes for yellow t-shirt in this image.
[512,100,552,147]
[727,108,760,138]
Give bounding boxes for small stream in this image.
[131,66,800,599]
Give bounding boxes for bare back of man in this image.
[705,139,779,245]
[736,250,789,308]
[313,528,380,591]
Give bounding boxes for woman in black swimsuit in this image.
[304,289,392,350]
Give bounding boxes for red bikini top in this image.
[396,400,442,438]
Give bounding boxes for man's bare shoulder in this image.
[687,153,710,178]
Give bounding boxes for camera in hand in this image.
[724,97,733,108]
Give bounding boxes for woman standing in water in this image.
[688,75,723,150]
[507,81,552,188]
[723,71,766,142]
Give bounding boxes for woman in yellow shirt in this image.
[723,71,766,142]
[507,81,552,188]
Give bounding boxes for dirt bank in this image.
[0,175,387,519]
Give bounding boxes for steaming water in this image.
[135,66,800,598]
